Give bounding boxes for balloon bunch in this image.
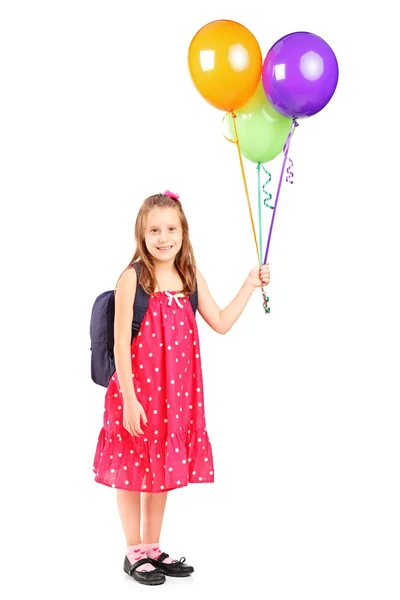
[188,20,339,313]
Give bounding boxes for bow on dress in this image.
[165,291,184,308]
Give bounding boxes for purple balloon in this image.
[262,31,339,119]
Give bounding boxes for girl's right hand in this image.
[123,399,148,436]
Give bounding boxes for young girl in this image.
[92,191,270,586]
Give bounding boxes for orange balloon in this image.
[188,20,262,112]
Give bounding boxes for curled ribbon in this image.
[262,164,273,209]
[286,158,294,184]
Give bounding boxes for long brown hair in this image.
[114,193,197,296]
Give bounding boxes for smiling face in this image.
[144,206,183,264]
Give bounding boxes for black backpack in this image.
[90,262,198,387]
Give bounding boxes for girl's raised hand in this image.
[123,399,148,437]
[247,263,270,289]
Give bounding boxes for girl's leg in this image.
[116,489,141,545]
[142,492,168,543]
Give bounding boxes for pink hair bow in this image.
[163,189,179,201]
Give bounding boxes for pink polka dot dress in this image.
[93,289,214,493]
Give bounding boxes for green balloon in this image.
[226,81,292,164]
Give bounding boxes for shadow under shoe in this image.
[148,552,194,577]
[123,556,166,585]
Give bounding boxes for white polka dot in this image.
[198,403,202,407]
[110,469,115,473]
[112,484,115,488]
[153,409,158,414]
[199,477,202,481]
[185,392,189,397]
[135,462,139,466]
[155,430,158,434]
[115,420,119,425]
[175,341,178,345]
[153,312,157,316]
[113,393,118,398]
[204,457,208,462]
[147,378,151,383]
[175,448,179,452]
[137,388,141,393]
[192,471,196,475]
[125,480,129,484]
[140,364,144,369]
[164,418,168,423]
[198,438,202,442]
[176,414,179,419]
[139,343,143,348]
[167,346,171,350]
[169,467,173,471]
[149,353,153,357]
[189,405,192,409]
[110,455,113,459]
[182,459,187,464]
[188,458,192,462]
[145,321,149,326]
[160,343,163,346]
[112,376,115,380]
[155,367,159,372]
[182,353,185,357]
[157,454,161,458]
[177,392,180,397]
[144,439,147,443]
[177,480,181,485]
[146,467,150,472]
[171,433,174,437]
[172,326,175,330]
[210,471,213,475]
[152,333,156,337]
[160,485,165,490]
[142,484,147,489]
[196,354,199,358]
[149,397,152,401]
[175,358,179,363]
[154,440,158,444]
[140,454,143,458]
[167,403,170,408]
[118,406,122,410]
[138,332,142,336]
[164,314,167,318]
[118,452,122,457]
[190,330,193,334]
[180,321,184,326]
[158,386,162,391]
[130,450,134,454]
[124,466,127,470]
[171,380,175,384]
[196,388,201,392]
[131,354,135,358]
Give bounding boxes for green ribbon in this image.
[257,162,272,314]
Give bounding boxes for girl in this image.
[92,191,270,586]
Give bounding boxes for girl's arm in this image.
[113,267,138,403]
[196,268,258,335]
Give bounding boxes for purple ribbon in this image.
[286,158,294,184]
[263,119,298,265]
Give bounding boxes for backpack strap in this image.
[131,262,149,340]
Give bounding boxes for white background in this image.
[1,0,398,598]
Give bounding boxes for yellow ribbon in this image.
[222,111,260,265]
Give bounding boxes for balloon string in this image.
[261,164,273,209]
[229,112,260,264]
[257,163,262,265]
[263,118,298,265]
[286,158,294,184]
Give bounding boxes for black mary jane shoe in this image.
[148,552,194,577]
[123,556,166,585]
